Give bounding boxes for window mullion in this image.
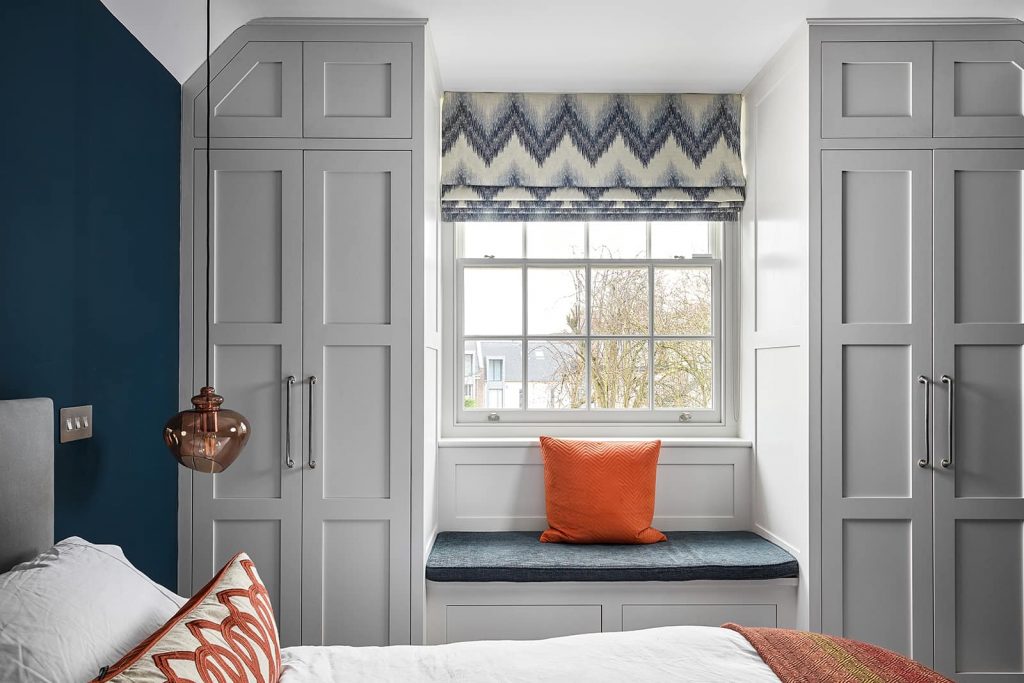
[521,264,528,411]
[648,264,655,410]
[585,260,591,411]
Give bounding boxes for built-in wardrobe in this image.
[177,19,441,648]
[743,18,1024,682]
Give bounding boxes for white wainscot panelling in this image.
[437,445,751,531]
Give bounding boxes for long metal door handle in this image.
[916,375,930,468]
[940,374,954,469]
[285,376,296,468]
[308,376,318,469]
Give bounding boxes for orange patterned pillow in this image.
[94,552,280,683]
[539,437,667,544]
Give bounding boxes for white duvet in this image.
[280,626,780,682]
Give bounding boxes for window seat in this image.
[426,530,799,583]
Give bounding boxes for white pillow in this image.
[0,537,187,683]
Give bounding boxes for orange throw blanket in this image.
[723,624,953,683]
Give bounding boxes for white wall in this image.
[739,25,812,630]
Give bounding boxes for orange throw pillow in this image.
[94,552,280,683]
[539,437,667,544]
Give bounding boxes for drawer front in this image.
[303,41,412,138]
[934,41,1024,137]
[194,42,303,138]
[621,604,777,631]
[821,41,932,138]
[444,605,602,643]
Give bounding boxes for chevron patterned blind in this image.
[441,92,744,222]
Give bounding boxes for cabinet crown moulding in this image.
[248,17,429,27]
[806,17,1022,25]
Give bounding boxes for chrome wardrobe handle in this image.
[308,376,318,469]
[941,375,954,469]
[916,375,930,468]
[284,376,296,468]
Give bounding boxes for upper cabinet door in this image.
[821,42,932,138]
[934,41,1024,137]
[194,42,303,138]
[303,42,412,138]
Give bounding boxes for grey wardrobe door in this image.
[301,150,412,646]
[934,41,1024,137]
[820,42,933,138]
[820,150,934,663]
[933,149,1024,681]
[190,149,304,647]
[194,42,303,138]
[302,42,412,138]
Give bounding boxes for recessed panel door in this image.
[194,42,303,138]
[933,150,1024,681]
[190,149,304,646]
[301,150,411,646]
[820,150,933,663]
[934,41,1024,137]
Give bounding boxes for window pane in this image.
[526,222,585,258]
[591,267,649,335]
[650,222,712,259]
[654,267,712,335]
[527,340,586,409]
[589,222,646,259]
[590,340,649,408]
[654,340,713,409]
[464,340,523,409]
[463,268,522,335]
[461,222,522,258]
[527,268,585,335]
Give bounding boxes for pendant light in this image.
[163,0,250,473]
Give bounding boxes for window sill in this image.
[436,436,752,449]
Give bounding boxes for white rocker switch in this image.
[60,405,93,443]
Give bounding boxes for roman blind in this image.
[441,92,744,222]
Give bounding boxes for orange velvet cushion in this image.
[94,552,280,683]
[539,437,667,544]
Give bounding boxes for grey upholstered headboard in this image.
[0,398,54,573]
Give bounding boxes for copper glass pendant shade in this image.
[164,388,250,473]
[163,0,251,472]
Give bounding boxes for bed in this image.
[0,397,950,683]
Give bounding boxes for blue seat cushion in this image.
[426,530,798,582]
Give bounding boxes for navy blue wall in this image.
[0,0,180,588]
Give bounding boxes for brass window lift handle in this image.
[916,375,930,468]
[285,376,296,468]
[308,376,318,469]
[940,375,954,469]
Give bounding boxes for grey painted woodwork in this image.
[933,149,1024,680]
[190,149,305,647]
[820,149,934,664]
[194,42,303,138]
[182,20,430,648]
[934,42,1024,137]
[303,41,413,138]
[301,151,413,646]
[821,42,933,138]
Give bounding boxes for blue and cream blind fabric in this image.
[441,92,744,222]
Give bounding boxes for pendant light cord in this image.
[204,0,212,388]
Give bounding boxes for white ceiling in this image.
[101,0,1024,91]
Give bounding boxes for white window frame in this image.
[441,220,737,437]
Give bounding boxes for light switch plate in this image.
[60,405,93,443]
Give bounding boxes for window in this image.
[454,221,725,425]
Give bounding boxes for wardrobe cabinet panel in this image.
[194,42,302,138]
[301,150,412,646]
[934,41,1024,137]
[821,42,932,138]
[933,150,1024,680]
[820,150,933,665]
[191,149,305,647]
[303,42,412,138]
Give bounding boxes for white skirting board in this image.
[426,579,797,645]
